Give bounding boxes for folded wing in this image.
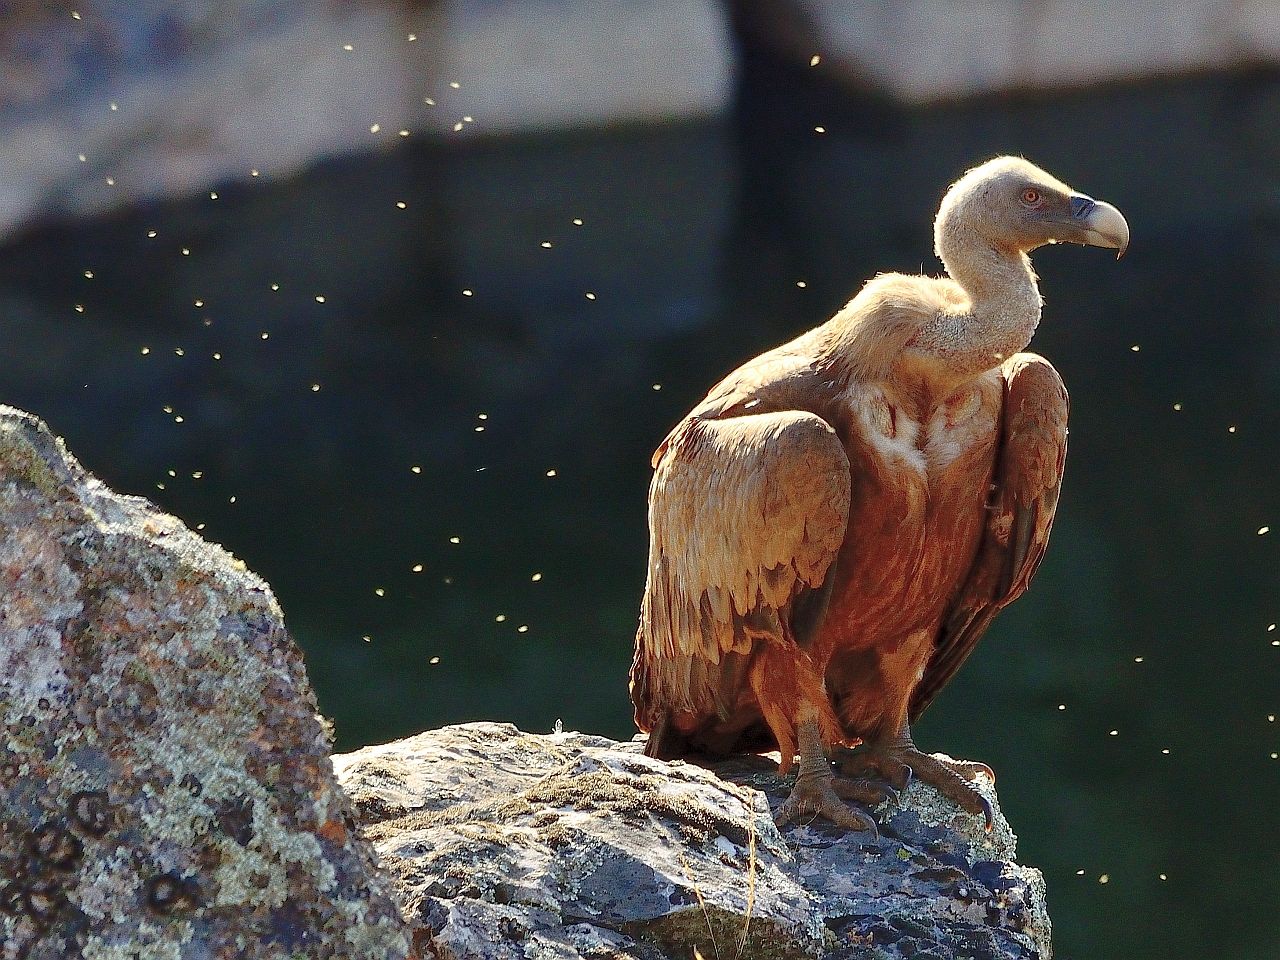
[631,410,851,753]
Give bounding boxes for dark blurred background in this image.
[2,2,1279,958]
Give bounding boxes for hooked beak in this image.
[1067,193,1129,259]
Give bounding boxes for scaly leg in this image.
[773,713,878,832]
[835,723,995,830]
[748,599,889,832]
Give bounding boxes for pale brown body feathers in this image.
[631,158,1125,810]
[631,272,1065,762]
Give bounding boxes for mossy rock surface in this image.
[337,722,1052,960]
[0,406,415,959]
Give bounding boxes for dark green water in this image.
[1,70,1279,959]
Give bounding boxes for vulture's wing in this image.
[631,409,850,749]
[909,353,1069,722]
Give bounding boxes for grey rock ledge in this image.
[336,723,1051,960]
[0,404,1049,959]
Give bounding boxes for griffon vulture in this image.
[631,157,1128,830]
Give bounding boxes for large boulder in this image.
[0,403,1051,959]
[0,406,415,958]
[337,722,1051,960]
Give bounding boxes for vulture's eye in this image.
[1020,188,1042,206]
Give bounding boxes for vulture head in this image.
[936,156,1130,263]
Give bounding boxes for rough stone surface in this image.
[0,406,415,958]
[0,402,1053,959]
[336,722,1051,960]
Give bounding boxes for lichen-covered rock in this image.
[0,401,1052,959]
[336,722,1051,960]
[0,407,415,959]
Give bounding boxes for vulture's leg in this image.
[769,572,893,830]
[773,713,876,832]
[762,655,885,834]
[836,724,995,830]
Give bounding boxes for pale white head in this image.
[935,156,1129,266]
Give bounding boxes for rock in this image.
[336,722,1051,960]
[0,402,1052,958]
[0,406,415,958]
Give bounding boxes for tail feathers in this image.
[642,710,671,759]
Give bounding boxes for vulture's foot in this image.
[773,716,879,832]
[832,772,898,807]
[773,764,878,833]
[836,740,995,831]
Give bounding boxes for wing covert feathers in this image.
[632,411,850,725]
[909,353,1069,721]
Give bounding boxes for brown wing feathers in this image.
[631,410,851,748]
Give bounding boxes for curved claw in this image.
[832,775,897,807]
[978,793,995,832]
[836,748,912,793]
[774,797,876,835]
[837,739,994,828]
[909,753,993,828]
[899,763,914,795]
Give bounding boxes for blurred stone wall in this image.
[3,0,1279,238]
[795,0,1280,101]
[0,0,733,237]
